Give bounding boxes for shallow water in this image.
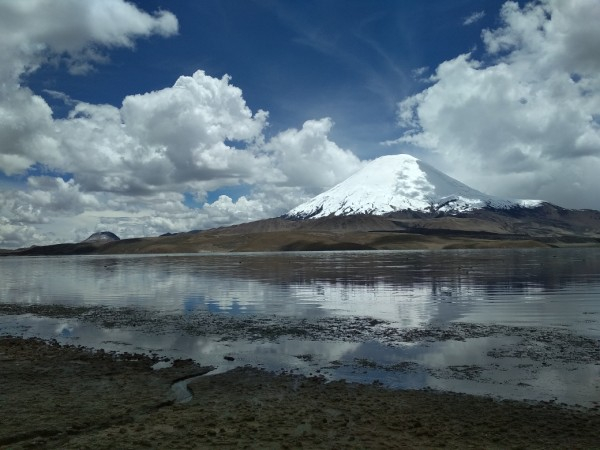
[2,249,600,331]
[1,248,599,406]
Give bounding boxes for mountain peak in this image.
[82,231,120,243]
[286,154,541,219]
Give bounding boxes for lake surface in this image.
[1,248,599,406]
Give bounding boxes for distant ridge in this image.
[4,205,599,256]
[3,154,599,255]
[286,154,541,219]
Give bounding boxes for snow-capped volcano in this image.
[286,154,541,219]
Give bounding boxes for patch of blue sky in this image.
[27,163,74,182]
[0,163,73,184]
[205,184,252,204]
[183,183,251,209]
[23,0,514,155]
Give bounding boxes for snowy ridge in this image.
[286,154,541,219]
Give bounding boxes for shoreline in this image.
[1,335,599,449]
[2,301,599,409]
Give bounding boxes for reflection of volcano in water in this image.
[1,248,600,407]
[1,250,600,333]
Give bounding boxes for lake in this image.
[1,248,599,406]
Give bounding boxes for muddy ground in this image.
[1,336,599,449]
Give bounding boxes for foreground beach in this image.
[1,336,598,449]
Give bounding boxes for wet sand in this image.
[1,336,599,449]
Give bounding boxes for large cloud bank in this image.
[1,0,599,249]
[0,0,362,247]
[392,0,600,208]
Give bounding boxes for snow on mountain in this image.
[286,154,541,219]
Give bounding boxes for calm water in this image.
[1,248,599,405]
[1,249,599,333]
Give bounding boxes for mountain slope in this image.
[4,154,600,255]
[5,204,600,256]
[286,154,541,219]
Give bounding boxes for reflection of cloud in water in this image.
[2,312,598,407]
[175,279,438,327]
[179,280,276,315]
[56,322,74,338]
[287,283,436,327]
[417,338,508,367]
[2,249,600,334]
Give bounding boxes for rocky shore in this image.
[1,336,599,449]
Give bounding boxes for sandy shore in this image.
[1,336,598,449]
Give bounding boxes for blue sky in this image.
[27,1,507,156]
[1,0,599,247]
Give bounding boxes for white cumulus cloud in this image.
[0,0,178,80]
[391,0,600,209]
[463,11,485,26]
[0,0,365,248]
[0,0,179,177]
[265,118,364,195]
[54,71,271,195]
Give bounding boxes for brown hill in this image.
[4,203,600,256]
